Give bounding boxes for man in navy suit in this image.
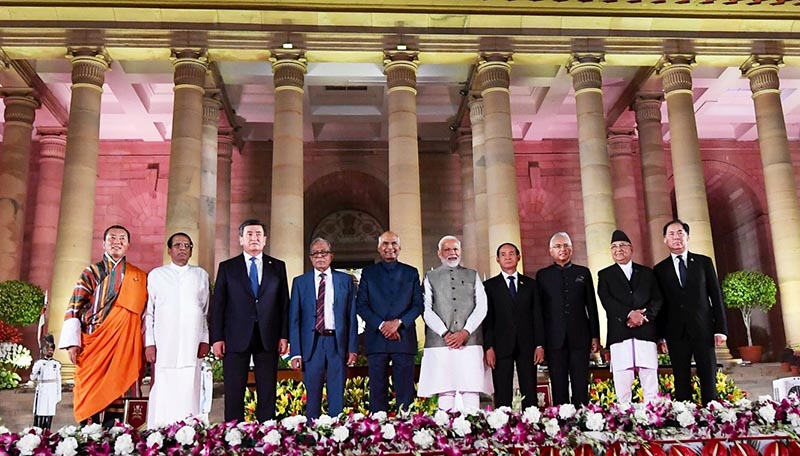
[356,231,423,412]
[210,219,290,422]
[653,219,727,405]
[483,242,545,409]
[289,237,358,419]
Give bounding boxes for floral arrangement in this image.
[0,321,22,344]
[2,395,800,455]
[589,371,746,408]
[0,342,32,390]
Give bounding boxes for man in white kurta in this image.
[418,235,493,412]
[145,233,210,429]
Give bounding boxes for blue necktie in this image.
[508,275,517,299]
[677,256,687,288]
[249,257,259,296]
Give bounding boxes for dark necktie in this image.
[249,257,259,296]
[315,272,326,332]
[677,255,687,288]
[508,275,517,299]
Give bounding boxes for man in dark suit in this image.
[356,231,423,412]
[210,219,290,422]
[597,230,662,404]
[653,219,728,405]
[536,231,600,406]
[289,237,358,419]
[483,242,545,409]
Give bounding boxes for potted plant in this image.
[721,270,777,363]
[781,347,795,372]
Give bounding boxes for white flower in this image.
[315,414,335,427]
[109,426,125,437]
[146,432,164,448]
[372,411,387,423]
[677,410,695,427]
[487,408,509,429]
[558,403,577,419]
[58,425,78,438]
[381,424,396,440]
[351,413,365,421]
[735,398,752,409]
[717,408,737,424]
[758,395,773,404]
[412,429,434,449]
[22,426,41,435]
[452,416,472,437]
[114,434,135,455]
[332,426,349,442]
[585,412,606,432]
[281,415,306,430]
[55,437,79,456]
[175,425,196,445]
[225,428,243,446]
[758,404,776,424]
[434,410,450,427]
[633,406,650,424]
[788,411,800,429]
[522,406,541,424]
[264,429,282,446]
[81,423,103,441]
[544,418,560,437]
[0,426,8,435]
[16,433,41,455]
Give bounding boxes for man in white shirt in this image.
[145,232,210,428]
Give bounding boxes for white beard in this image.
[441,258,460,268]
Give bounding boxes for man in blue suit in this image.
[289,237,358,419]
[211,219,290,422]
[356,231,423,412]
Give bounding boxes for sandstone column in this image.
[632,94,672,264]
[28,130,67,290]
[269,53,307,280]
[657,55,716,262]
[199,90,220,274]
[457,131,477,270]
[0,91,39,281]
[566,53,617,279]
[469,97,491,278]
[163,49,207,264]
[478,54,522,276]
[742,55,800,346]
[384,52,424,273]
[49,48,110,373]
[215,133,234,278]
[608,128,645,263]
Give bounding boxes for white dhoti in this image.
[417,345,493,397]
[610,338,658,403]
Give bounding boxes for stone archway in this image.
[309,209,385,269]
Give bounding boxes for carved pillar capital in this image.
[271,53,307,92]
[38,130,68,160]
[741,55,782,96]
[203,89,222,125]
[384,52,419,92]
[457,130,473,153]
[566,53,604,93]
[67,48,110,88]
[607,128,636,159]
[468,97,485,125]
[632,93,664,125]
[171,49,208,90]
[657,55,695,95]
[477,53,512,94]
[1,92,39,125]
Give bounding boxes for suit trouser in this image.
[546,346,589,406]
[223,323,278,422]
[493,346,538,409]
[303,334,346,419]
[367,353,416,412]
[667,336,717,405]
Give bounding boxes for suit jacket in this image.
[597,262,662,346]
[289,269,358,362]
[653,252,728,346]
[535,263,600,350]
[210,253,290,353]
[483,273,544,359]
[356,261,423,355]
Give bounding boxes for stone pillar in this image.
[0,91,39,282]
[49,48,109,373]
[607,128,645,263]
[478,54,522,276]
[657,55,716,262]
[384,52,424,273]
[163,49,207,265]
[566,53,617,279]
[28,130,67,290]
[632,94,672,264]
[469,97,491,278]
[199,90,220,275]
[742,55,800,346]
[457,131,477,270]
[269,53,307,281]
[214,133,234,278]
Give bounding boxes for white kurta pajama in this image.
[610,337,659,403]
[145,262,210,429]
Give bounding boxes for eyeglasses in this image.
[172,242,193,249]
[310,251,331,258]
[610,243,632,250]
[551,243,571,250]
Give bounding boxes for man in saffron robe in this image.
[58,225,148,426]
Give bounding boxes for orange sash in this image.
[73,264,147,422]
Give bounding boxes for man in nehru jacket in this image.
[597,230,662,404]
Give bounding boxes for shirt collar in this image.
[169,262,190,270]
[501,270,518,281]
[315,267,332,278]
[381,260,399,271]
[617,261,633,273]
[671,251,687,263]
[245,252,263,263]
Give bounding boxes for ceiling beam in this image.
[209,61,246,152]
[605,65,657,130]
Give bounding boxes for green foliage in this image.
[722,270,777,313]
[0,280,45,326]
[589,370,746,407]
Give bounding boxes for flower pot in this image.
[738,345,763,363]
[791,366,800,376]
[782,362,791,372]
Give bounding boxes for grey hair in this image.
[437,235,461,251]
[549,232,572,248]
[309,237,332,253]
[377,231,401,247]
